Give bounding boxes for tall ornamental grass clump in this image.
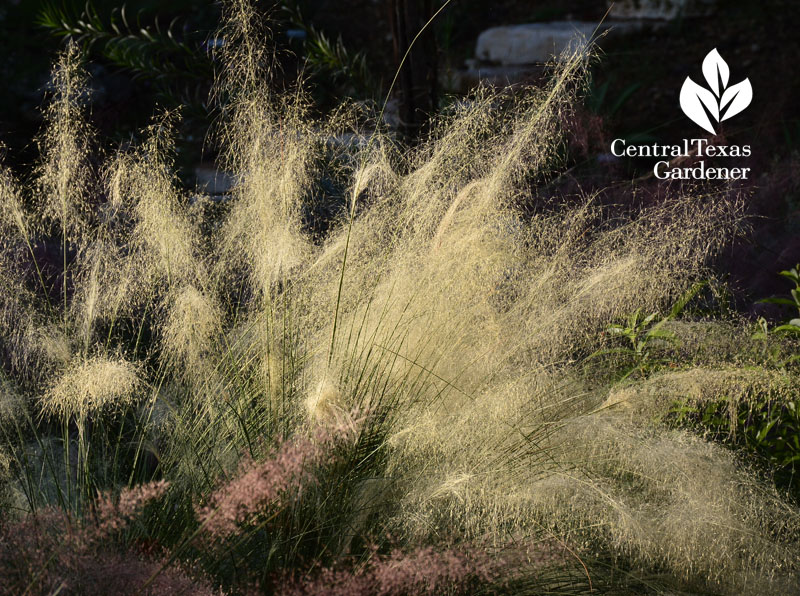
[0,1,798,593]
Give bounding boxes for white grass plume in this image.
[35,42,93,243]
[41,356,142,420]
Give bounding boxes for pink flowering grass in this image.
[94,479,170,537]
[0,481,217,595]
[273,538,580,596]
[278,545,501,596]
[196,423,359,540]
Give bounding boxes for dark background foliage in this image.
[1,0,799,306]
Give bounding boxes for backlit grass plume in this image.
[35,41,94,243]
[41,356,142,420]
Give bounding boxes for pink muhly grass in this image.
[196,425,351,539]
[0,481,217,595]
[368,547,498,595]
[48,551,220,596]
[278,546,500,596]
[94,479,170,537]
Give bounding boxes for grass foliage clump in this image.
[0,2,798,594]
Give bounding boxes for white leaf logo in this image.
[720,79,753,121]
[702,48,729,96]
[680,48,752,134]
[680,78,718,134]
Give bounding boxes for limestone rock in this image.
[609,0,716,20]
[475,22,599,65]
[475,21,643,66]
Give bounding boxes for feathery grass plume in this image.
[298,48,609,404]
[0,374,23,425]
[162,285,223,385]
[530,416,800,594]
[41,356,142,420]
[76,250,102,350]
[131,118,203,288]
[67,238,133,351]
[214,0,275,97]
[215,88,316,301]
[33,42,96,327]
[216,97,315,299]
[0,162,31,244]
[305,373,342,424]
[0,165,39,373]
[396,90,502,240]
[663,318,766,364]
[106,113,203,301]
[35,41,94,242]
[385,367,587,544]
[213,0,316,302]
[32,323,74,369]
[296,134,400,332]
[0,448,14,509]
[507,192,741,364]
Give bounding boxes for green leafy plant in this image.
[280,1,376,103]
[758,264,800,335]
[39,1,378,112]
[602,308,677,377]
[38,1,216,112]
[671,392,800,492]
[751,265,800,369]
[591,281,707,380]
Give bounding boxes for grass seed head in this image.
[42,356,142,420]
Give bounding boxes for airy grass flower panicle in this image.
[42,356,142,420]
[35,41,94,240]
[0,2,798,594]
